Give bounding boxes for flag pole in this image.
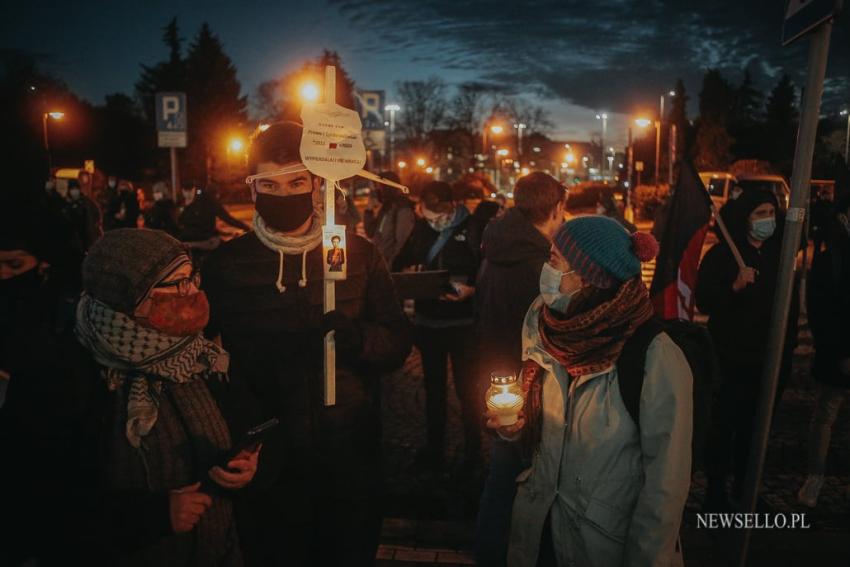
[709,201,746,271]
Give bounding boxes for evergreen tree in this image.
[695,69,735,170]
[729,69,763,159]
[183,22,247,185]
[763,75,798,173]
[135,18,187,123]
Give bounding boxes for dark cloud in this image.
[330,0,850,113]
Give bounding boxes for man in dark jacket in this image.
[202,121,412,566]
[144,182,179,236]
[473,172,566,566]
[178,182,250,266]
[696,188,799,510]
[394,181,483,472]
[798,192,850,506]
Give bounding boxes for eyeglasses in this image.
[154,271,201,296]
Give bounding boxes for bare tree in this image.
[499,97,554,135]
[395,77,448,152]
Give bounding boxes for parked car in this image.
[699,171,737,208]
[736,174,791,210]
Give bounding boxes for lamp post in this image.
[841,109,849,163]
[654,90,677,186]
[385,103,400,170]
[483,123,504,187]
[42,111,64,176]
[627,118,651,222]
[513,122,527,161]
[596,113,608,177]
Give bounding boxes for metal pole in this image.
[42,113,52,176]
[170,148,180,203]
[602,115,607,176]
[655,96,664,185]
[389,108,396,169]
[844,112,849,163]
[736,21,833,566]
[626,127,633,211]
[669,123,677,186]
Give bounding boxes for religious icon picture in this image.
[323,224,347,280]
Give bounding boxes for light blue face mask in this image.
[749,216,776,241]
[539,262,578,313]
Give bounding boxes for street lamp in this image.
[513,122,527,159]
[299,82,320,103]
[657,91,676,186]
[228,137,245,154]
[625,117,651,222]
[398,160,407,169]
[841,109,849,163]
[385,103,401,170]
[42,111,64,175]
[416,157,427,167]
[596,113,608,177]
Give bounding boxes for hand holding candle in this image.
[486,373,525,426]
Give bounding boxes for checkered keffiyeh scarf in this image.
[75,293,229,448]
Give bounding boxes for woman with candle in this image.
[488,216,693,566]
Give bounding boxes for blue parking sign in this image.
[155,92,187,147]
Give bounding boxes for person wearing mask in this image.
[798,192,850,507]
[474,172,566,565]
[105,179,141,231]
[70,228,261,566]
[144,182,179,237]
[201,121,411,566]
[395,181,484,473]
[494,217,691,567]
[67,178,103,252]
[696,189,798,511]
[178,182,250,264]
[366,171,415,268]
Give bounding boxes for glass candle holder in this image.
[486,372,524,426]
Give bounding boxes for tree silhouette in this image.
[395,77,448,155]
[763,75,797,175]
[729,69,764,159]
[135,18,187,124]
[695,69,735,170]
[183,22,247,185]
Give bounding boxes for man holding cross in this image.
[202,121,412,566]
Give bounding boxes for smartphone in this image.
[225,417,279,461]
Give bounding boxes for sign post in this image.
[155,92,187,201]
[737,9,838,565]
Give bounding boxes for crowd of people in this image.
[1,119,848,567]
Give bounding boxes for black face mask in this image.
[255,192,314,232]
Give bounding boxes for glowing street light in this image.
[490,124,504,134]
[398,160,407,169]
[229,137,245,153]
[634,117,652,128]
[565,152,576,164]
[258,123,270,133]
[425,166,434,174]
[496,148,509,157]
[416,157,427,167]
[42,110,65,175]
[300,82,320,102]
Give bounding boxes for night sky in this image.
[6,0,850,146]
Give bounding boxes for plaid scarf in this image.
[75,293,229,448]
[538,277,654,377]
[521,277,653,459]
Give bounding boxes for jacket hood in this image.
[482,208,550,265]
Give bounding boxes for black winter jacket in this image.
[474,208,550,375]
[695,236,799,367]
[202,231,411,487]
[393,212,482,324]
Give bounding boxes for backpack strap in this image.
[617,317,666,428]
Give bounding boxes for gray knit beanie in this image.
[82,229,190,314]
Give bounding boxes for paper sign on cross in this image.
[300,66,411,407]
